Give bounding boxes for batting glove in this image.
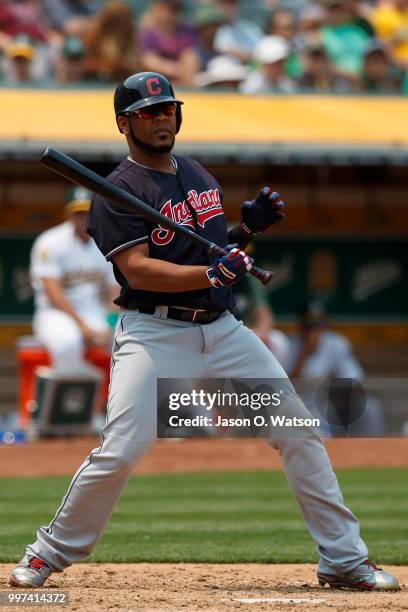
[206,244,253,288]
[240,187,285,235]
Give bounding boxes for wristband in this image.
[240,221,259,236]
[206,267,223,288]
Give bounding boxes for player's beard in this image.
[129,125,175,154]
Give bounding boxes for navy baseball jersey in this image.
[87,155,235,312]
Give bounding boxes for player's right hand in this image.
[91,329,113,347]
[78,321,95,343]
[206,244,253,288]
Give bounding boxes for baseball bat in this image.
[40,148,274,285]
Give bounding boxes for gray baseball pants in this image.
[27,310,368,574]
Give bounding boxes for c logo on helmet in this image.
[146,77,162,95]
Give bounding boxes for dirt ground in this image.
[0,563,406,611]
[0,437,407,477]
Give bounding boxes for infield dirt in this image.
[0,562,407,611]
[1,437,408,477]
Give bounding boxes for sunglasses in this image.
[127,103,177,120]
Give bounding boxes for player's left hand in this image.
[240,187,285,235]
[206,244,253,288]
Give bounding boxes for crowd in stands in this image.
[0,0,407,93]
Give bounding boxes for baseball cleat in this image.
[318,560,400,591]
[9,555,53,588]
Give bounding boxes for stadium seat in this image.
[16,336,110,426]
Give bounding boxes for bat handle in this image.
[250,265,274,285]
[209,244,275,286]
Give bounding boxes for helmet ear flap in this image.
[169,81,182,133]
[176,105,182,133]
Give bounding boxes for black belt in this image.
[137,306,224,324]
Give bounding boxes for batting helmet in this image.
[114,72,183,133]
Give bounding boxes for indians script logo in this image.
[151,188,223,246]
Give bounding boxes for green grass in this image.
[0,469,407,564]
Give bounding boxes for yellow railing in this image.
[3,89,408,145]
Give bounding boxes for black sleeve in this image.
[227,224,252,250]
[86,178,149,261]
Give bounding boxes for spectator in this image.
[84,0,138,83]
[30,187,118,369]
[281,300,384,436]
[343,0,375,37]
[266,7,297,41]
[195,54,248,88]
[0,0,48,43]
[5,34,36,84]
[214,0,263,63]
[360,40,403,92]
[54,35,86,83]
[194,4,225,69]
[297,42,351,91]
[0,1,54,81]
[320,0,371,83]
[3,34,46,84]
[403,71,408,93]
[40,0,98,37]
[241,35,296,93]
[139,0,200,86]
[296,3,325,49]
[262,0,311,15]
[265,7,302,78]
[371,0,408,68]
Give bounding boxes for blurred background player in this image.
[233,258,289,364]
[30,187,118,370]
[282,300,384,436]
[284,300,363,380]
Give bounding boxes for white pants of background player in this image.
[33,308,109,368]
[27,310,368,576]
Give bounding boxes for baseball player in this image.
[10,72,399,591]
[30,187,118,368]
[233,272,290,364]
[283,300,384,436]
